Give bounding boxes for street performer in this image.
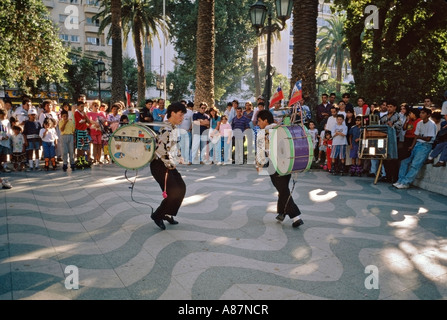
[255,109,304,229]
[150,102,187,230]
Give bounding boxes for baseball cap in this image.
[28,108,37,115]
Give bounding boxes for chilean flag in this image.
[288,80,303,106]
[269,86,284,108]
[125,85,131,106]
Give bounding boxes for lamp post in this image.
[316,71,329,97]
[94,59,106,102]
[250,0,293,104]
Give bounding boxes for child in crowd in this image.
[331,114,348,175]
[0,109,11,172]
[39,118,58,171]
[74,101,92,168]
[23,108,42,171]
[119,114,129,127]
[219,114,233,165]
[349,116,362,176]
[59,110,76,171]
[323,130,332,171]
[10,125,26,171]
[317,124,328,164]
[307,120,319,162]
[87,100,104,165]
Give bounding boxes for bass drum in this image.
[269,125,313,176]
[108,123,157,170]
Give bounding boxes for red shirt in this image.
[75,109,88,130]
[405,118,421,138]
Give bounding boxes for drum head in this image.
[108,124,156,170]
[270,125,313,176]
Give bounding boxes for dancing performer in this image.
[255,110,304,228]
[150,102,187,230]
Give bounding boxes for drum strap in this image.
[284,175,298,211]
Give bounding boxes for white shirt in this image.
[441,100,447,116]
[39,127,58,143]
[415,119,437,144]
[178,108,193,131]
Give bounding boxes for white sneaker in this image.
[2,179,12,189]
[396,184,409,189]
[392,182,401,188]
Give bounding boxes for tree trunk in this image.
[133,19,146,108]
[252,42,261,98]
[110,0,124,105]
[194,0,215,109]
[290,0,318,116]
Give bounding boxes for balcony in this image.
[85,25,100,33]
[84,4,100,14]
[84,43,105,52]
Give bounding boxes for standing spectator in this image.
[307,120,319,162]
[38,100,57,126]
[337,100,347,119]
[349,116,363,176]
[394,108,437,189]
[354,97,370,117]
[243,101,254,129]
[14,97,33,126]
[152,98,166,132]
[87,100,104,165]
[0,109,11,172]
[316,93,331,129]
[219,115,233,165]
[423,96,435,112]
[231,106,251,165]
[74,101,92,167]
[329,93,337,106]
[140,99,154,123]
[59,110,76,172]
[379,99,403,183]
[107,103,122,132]
[270,100,288,125]
[39,118,58,171]
[251,101,265,128]
[23,108,42,171]
[326,106,339,133]
[3,99,14,120]
[10,125,26,171]
[342,93,354,113]
[208,106,221,165]
[398,103,410,143]
[323,130,333,171]
[330,114,348,175]
[177,101,194,164]
[191,102,210,164]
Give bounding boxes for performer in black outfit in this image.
[150,102,187,230]
[255,110,304,228]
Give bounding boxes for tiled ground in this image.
[1,163,446,300]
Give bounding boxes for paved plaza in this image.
[1,163,447,300]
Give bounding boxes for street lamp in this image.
[316,71,329,96]
[93,59,106,102]
[250,0,293,104]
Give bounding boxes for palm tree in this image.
[110,0,124,104]
[194,0,215,109]
[290,0,318,114]
[316,14,350,94]
[97,0,168,107]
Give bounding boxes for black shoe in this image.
[276,214,285,222]
[292,219,304,228]
[434,161,446,167]
[425,158,434,165]
[151,213,166,230]
[164,215,178,225]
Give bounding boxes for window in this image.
[59,34,69,41]
[87,37,99,45]
[86,17,100,26]
[71,35,80,43]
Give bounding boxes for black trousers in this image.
[269,172,301,219]
[150,158,186,220]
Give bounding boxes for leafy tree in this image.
[122,56,138,101]
[168,0,256,103]
[0,0,69,92]
[333,0,447,105]
[96,0,169,106]
[317,14,350,94]
[63,49,97,101]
